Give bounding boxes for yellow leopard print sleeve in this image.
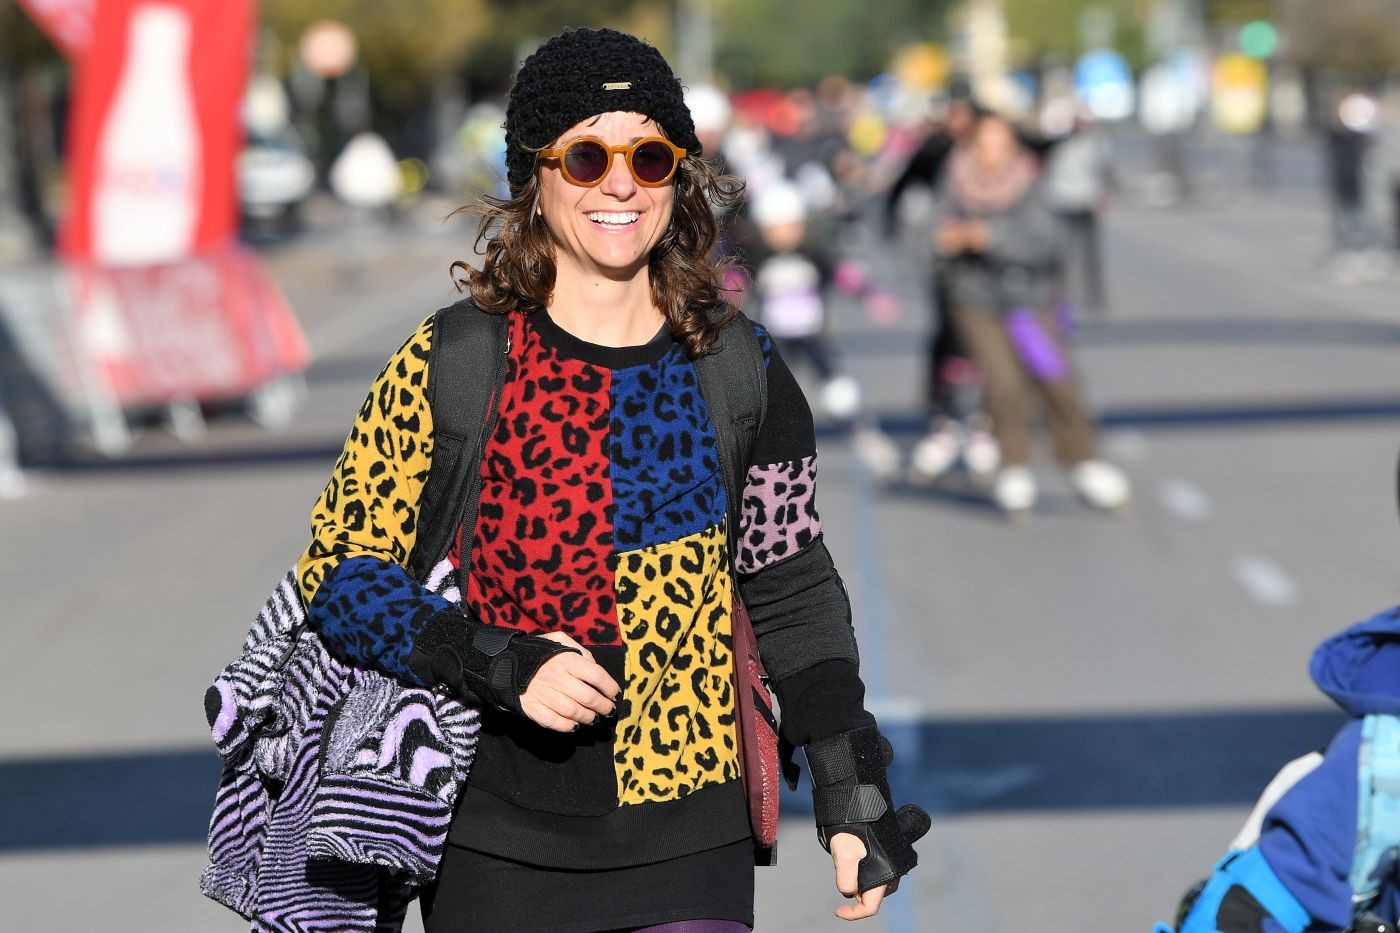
[297,315,437,608]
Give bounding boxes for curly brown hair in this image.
[450,154,744,358]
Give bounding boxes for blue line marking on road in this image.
[0,707,1345,853]
[847,454,920,933]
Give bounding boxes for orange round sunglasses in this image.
[537,136,687,188]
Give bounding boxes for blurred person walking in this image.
[935,112,1129,517]
[884,88,1001,486]
[1324,90,1383,278]
[295,27,927,933]
[1042,111,1116,320]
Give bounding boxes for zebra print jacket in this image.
[200,560,479,932]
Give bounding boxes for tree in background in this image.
[1000,0,1148,70]
[1004,0,1400,79]
[1277,0,1400,78]
[261,0,669,100]
[460,0,666,91]
[713,0,956,88]
[0,5,67,249]
[258,0,670,163]
[260,0,495,104]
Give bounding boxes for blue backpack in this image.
[1158,714,1400,933]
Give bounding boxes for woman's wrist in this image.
[407,613,580,713]
[771,659,875,747]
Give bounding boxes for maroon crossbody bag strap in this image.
[693,311,782,865]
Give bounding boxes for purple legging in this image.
[627,918,756,924]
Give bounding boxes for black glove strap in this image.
[813,784,890,828]
[408,611,579,715]
[805,725,931,892]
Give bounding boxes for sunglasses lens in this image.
[563,140,610,184]
[632,141,676,184]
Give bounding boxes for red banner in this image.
[60,0,251,264]
[67,244,311,405]
[19,0,313,410]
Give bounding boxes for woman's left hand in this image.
[830,833,898,921]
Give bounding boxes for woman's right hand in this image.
[519,631,621,732]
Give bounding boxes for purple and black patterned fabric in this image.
[736,455,821,575]
[201,561,477,931]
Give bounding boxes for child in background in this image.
[1155,606,1400,933]
[745,180,900,480]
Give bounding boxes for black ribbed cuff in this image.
[771,660,874,747]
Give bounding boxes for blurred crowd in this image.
[8,24,1400,517]
[693,75,1131,516]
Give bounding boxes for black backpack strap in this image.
[405,300,510,583]
[693,311,768,559]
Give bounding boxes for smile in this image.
[585,211,640,227]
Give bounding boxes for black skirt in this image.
[420,838,755,933]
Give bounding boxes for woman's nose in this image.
[599,150,637,197]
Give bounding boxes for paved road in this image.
[2,174,1398,932]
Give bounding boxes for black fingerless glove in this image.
[406,610,579,715]
[805,724,931,893]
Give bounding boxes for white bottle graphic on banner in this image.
[92,4,202,266]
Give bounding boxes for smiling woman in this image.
[452,29,741,358]
[297,26,927,933]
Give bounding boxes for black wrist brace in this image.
[805,724,931,892]
[407,611,579,715]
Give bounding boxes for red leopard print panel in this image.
[459,315,621,647]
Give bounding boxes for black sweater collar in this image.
[527,308,674,369]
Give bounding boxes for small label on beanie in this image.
[603,81,632,90]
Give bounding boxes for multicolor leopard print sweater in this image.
[298,307,870,869]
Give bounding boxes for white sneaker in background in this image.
[820,374,862,422]
[908,421,960,485]
[961,422,1001,481]
[992,465,1036,516]
[1069,459,1131,512]
[852,425,901,483]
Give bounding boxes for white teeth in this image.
[586,211,639,226]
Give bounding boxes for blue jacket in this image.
[1255,608,1400,929]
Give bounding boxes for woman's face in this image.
[971,117,1018,173]
[536,110,677,282]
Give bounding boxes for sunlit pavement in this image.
[3,173,1400,931]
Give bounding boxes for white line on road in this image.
[1102,428,1149,463]
[1232,554,1300,608]
[1158,479,1212,521]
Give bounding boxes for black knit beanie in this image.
[505,27,700,195]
